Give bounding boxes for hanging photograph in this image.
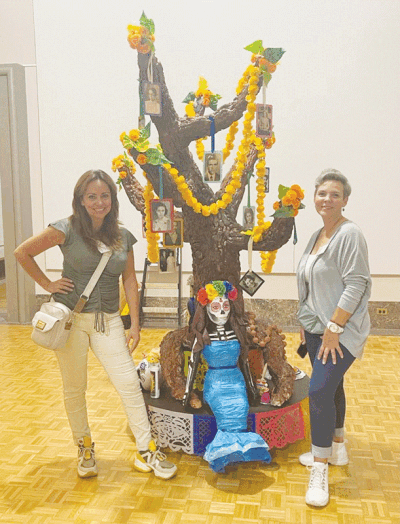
[143,82,162,116]
[256,104,273,138]
[163,218,184,248]
[203,151,223,182]
[264,167,270,193]
[150,198,173,233]
[159,248,176,273]
[242,206,255,231]
[239,270,265,297]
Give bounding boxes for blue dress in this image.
[202,338,271,472]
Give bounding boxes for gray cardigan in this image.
[296,221,371,359]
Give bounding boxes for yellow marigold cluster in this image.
[252,222,272,243]
[274,184,305,216]
[196,138,206,161]
[222,121,239,161]
[143,178,160,263]
[127,25,154,54]
[261,250,277,273]
[112,155,135,187]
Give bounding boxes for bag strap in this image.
[73,250,112,314]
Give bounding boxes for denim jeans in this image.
[56,311,152,451]
[305,331,355,459]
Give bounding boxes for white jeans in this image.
[55,311,152,451]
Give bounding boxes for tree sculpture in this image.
[112,14,303,408]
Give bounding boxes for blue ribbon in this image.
[293,220,298,244]
[208,115,215,153]
[139,81,144,117]
[159,166,163,199]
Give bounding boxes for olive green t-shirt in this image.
[50,218,136,313]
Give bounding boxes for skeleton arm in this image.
[239,355,259,407]
[182,340,201,409]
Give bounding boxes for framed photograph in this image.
[203,151,223,183]
[159,248,176,273]
[239,270,265,297]
[143,82,162,116]
[163,218,184,248]
[264,167,270,193]
[256,104,273,138]
[242,206,255,231]
[150,198,173,233]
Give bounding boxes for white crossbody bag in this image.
[31,250,112,350]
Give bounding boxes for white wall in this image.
[1,0,399,300]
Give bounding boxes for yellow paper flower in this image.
[205,283,218,301]
[128,129,140,141]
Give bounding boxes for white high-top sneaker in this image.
[305,462,329,507]
[299,440,349,466]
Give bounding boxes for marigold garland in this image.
[143,177,160,263]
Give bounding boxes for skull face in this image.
[206,297,230,326]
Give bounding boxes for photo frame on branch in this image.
[150,199,173,233]
[256,104,273,138]
[242,206,255,231]
[159,248,176,273]
[203,151,223,182]
[163,218,183,248]
[143,82,162,116]
[239,270,265,297]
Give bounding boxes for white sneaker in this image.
[306,462,329,507]
[299,440,349,466]
[133,440,177,480]
[77,436,98,478]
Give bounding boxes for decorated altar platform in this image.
[144,374,310,455]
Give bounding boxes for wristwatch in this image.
[327,321,344,334]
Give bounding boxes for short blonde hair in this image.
[315,169,351,199]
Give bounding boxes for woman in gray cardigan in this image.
[296,169,371,507]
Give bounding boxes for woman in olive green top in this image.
[14,170,176,480]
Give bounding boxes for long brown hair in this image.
[70,169,122,251]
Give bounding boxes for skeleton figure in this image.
[183,281,271,473]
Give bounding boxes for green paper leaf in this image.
[262,70,272,86]
[244,40,264,54]
[133,138,150,152]
[122,136,134,149]
[140,12,155,34]
[271,205,295,218]
[278,184,290,199]
[182,91,196,104]
[140,122,151,140]
[264,48,285,64]
[299,203,306,209]
[145,148,161,165]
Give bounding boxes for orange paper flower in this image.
[137,154,147,165]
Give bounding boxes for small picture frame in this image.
[264,167,270,193]
[239,270,265,297]
[143,82,162,116]
[242,206,255,231]
[256,104,273,138]
[203,151,223,183]
[150,198,173,233]
[159,248,176,273]
[163,218,184,248]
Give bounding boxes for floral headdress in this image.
[197,280,238,306]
